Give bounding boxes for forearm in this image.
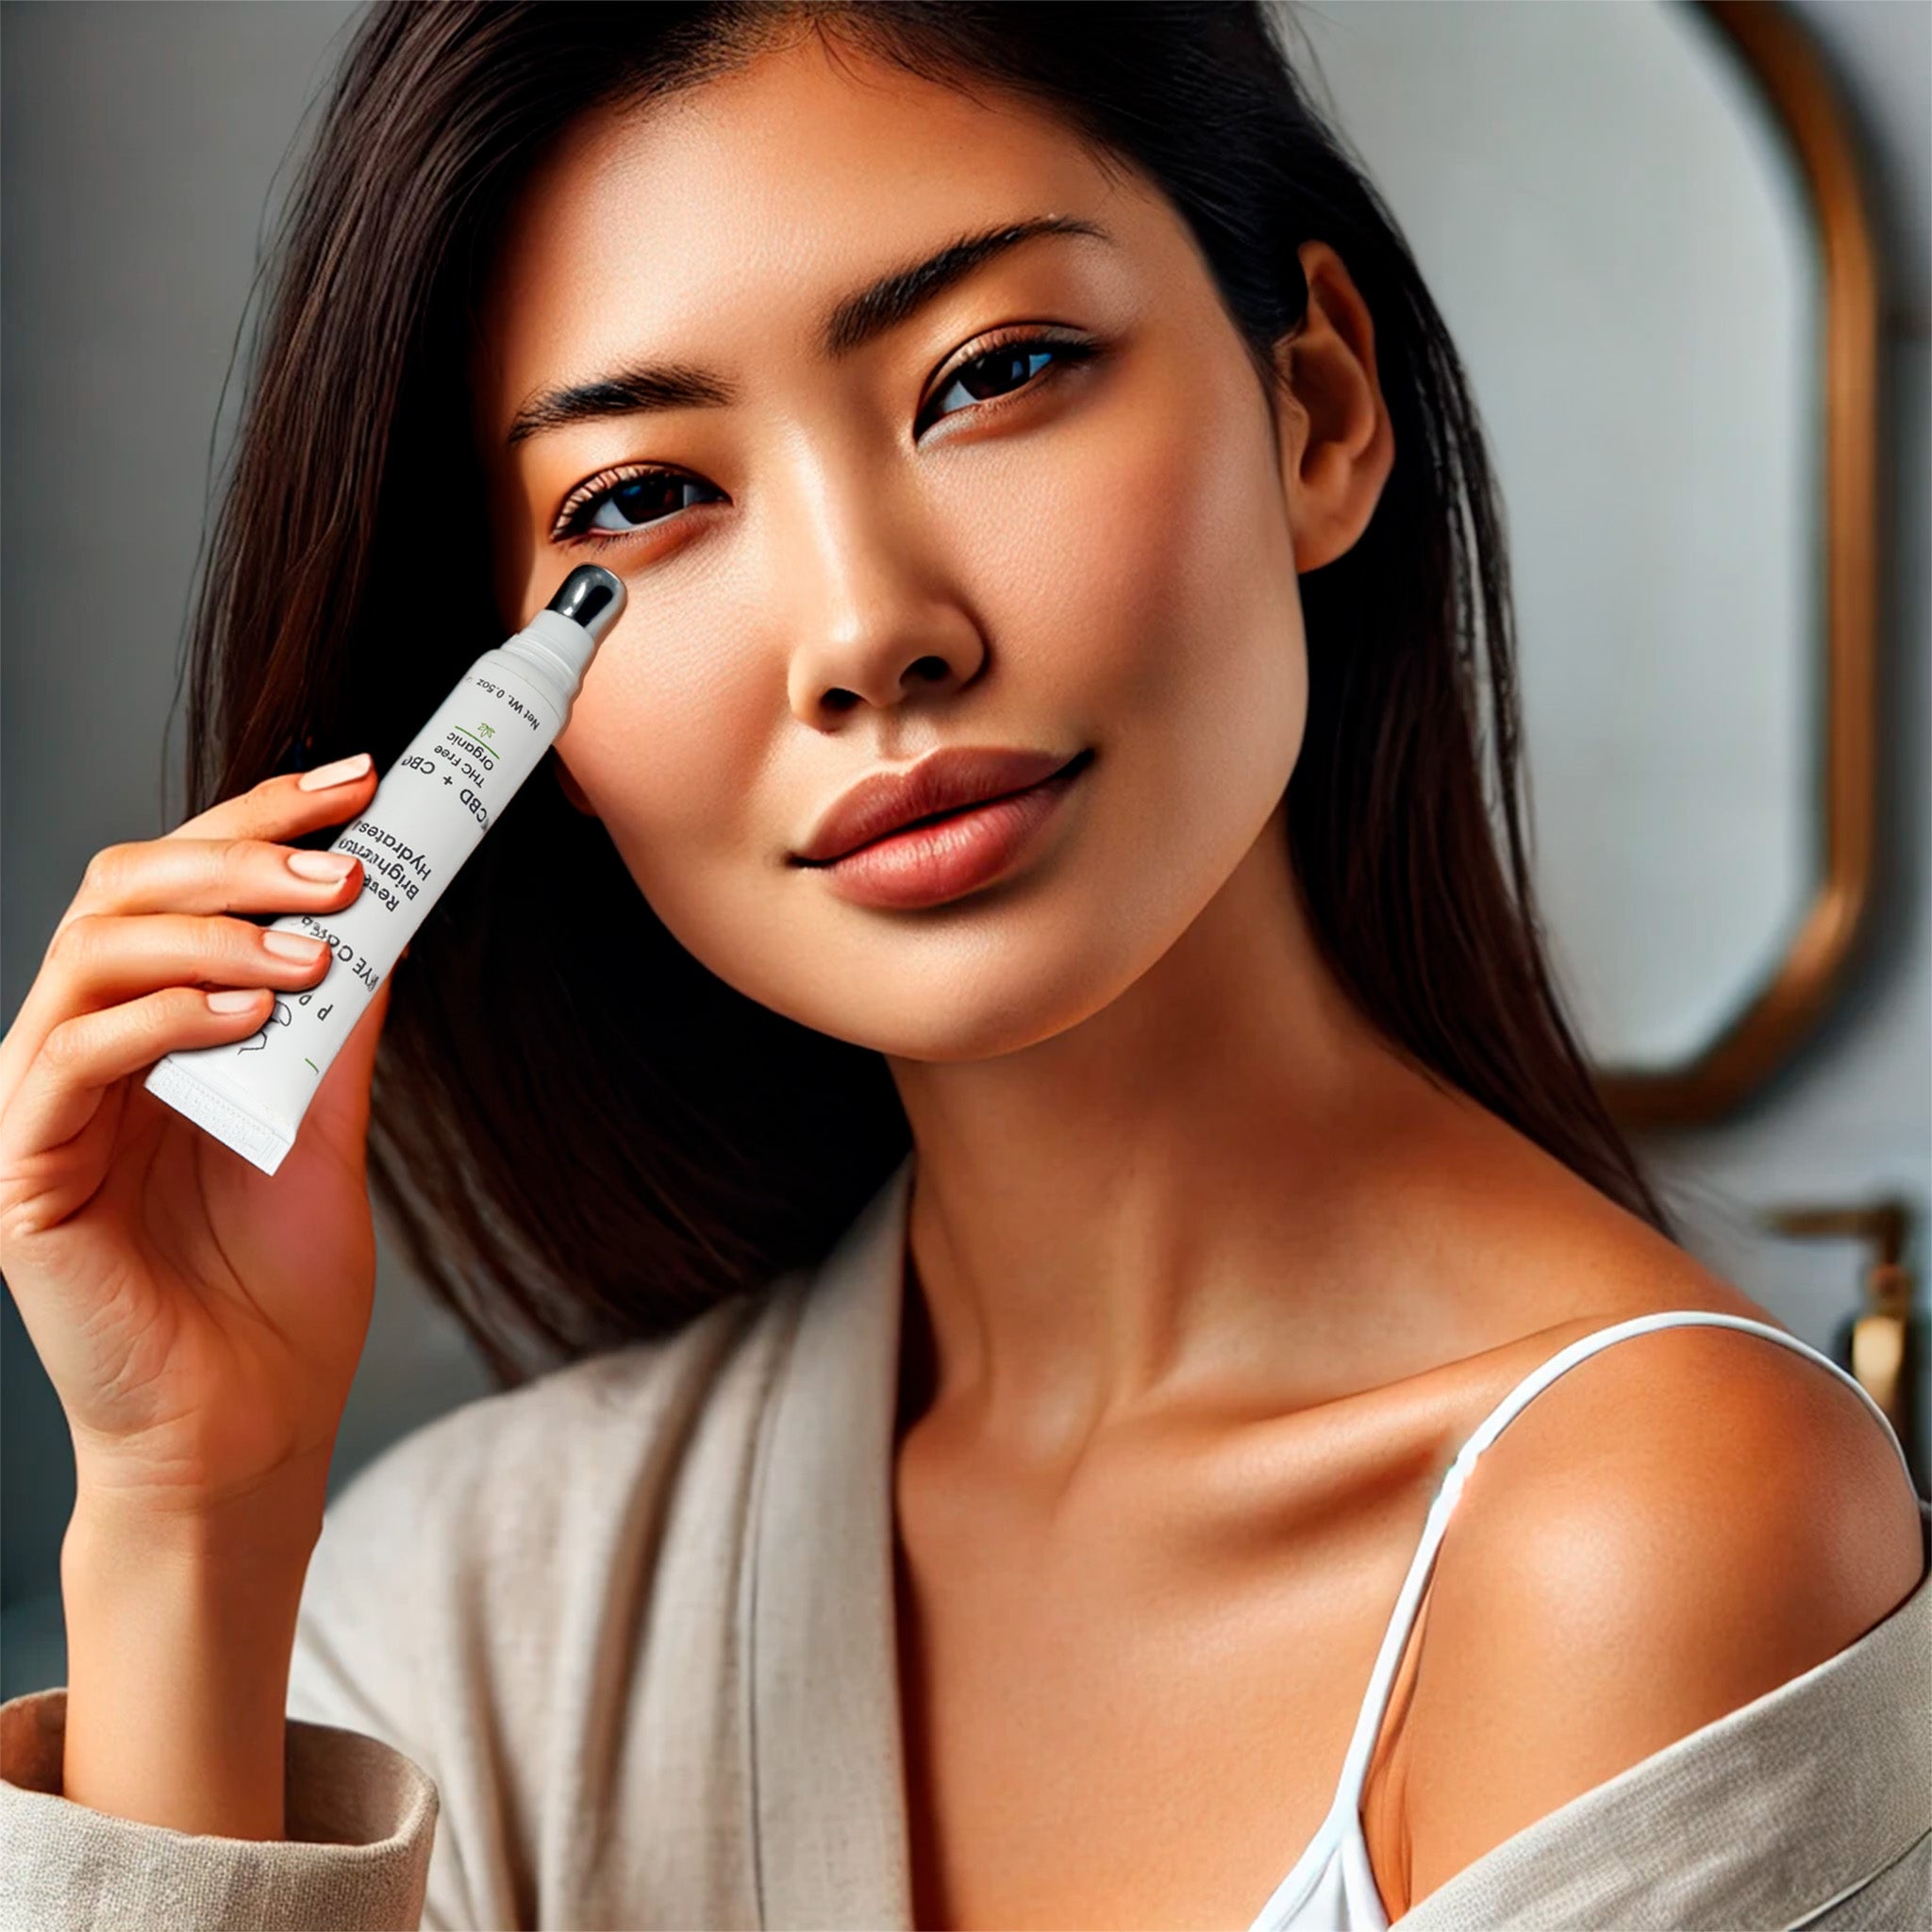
[58,1473,328,1840]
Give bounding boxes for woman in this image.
[1,4,1925,1927]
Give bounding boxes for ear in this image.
[1269,240,1396,575]
[555,758,599,818]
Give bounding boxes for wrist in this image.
[67,1447,331,1566]
[58,1478,325,1838]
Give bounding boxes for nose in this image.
[805,646,971,718]
[778,469,987,724]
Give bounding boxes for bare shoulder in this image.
[1394,1255,1926,1911]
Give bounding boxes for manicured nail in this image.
[287,850,357,881]
[297,752,374,791]
[263,930,328,961]
[207,988,266,1013]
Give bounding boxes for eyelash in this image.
[549,327,1103,546]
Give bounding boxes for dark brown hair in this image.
[172,0,1676,1387]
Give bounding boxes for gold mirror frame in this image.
[1594,0,1881,1130]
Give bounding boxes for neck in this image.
[885,806,1474,1473]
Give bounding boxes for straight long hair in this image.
[174,1,1677,1386]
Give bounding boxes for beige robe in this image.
[4,1152,1929,1930]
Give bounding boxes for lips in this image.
[793,745,1089,865]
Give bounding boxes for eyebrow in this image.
[504,213,1113,448]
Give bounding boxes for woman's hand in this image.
[0,752,397,1524]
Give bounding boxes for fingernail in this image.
[287,850,356,881]
[297,752,374,791]
[263,930,328,961]
[208,988,266,1013]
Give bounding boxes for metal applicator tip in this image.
[545,563,626,644]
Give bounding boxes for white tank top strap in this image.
[1321,1309,1912,1824]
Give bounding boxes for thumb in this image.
[300,958,401,1175]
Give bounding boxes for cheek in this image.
[555,634,768,877]
[551,615,844,1014]
[968,347,1309,840]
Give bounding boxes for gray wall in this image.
[3,0,1927,1699]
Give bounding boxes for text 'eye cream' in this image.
[142,563,627,1175]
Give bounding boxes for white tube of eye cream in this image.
[142,563,627,1176]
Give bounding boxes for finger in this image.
[0,910,336,1124]
[46,750,376,953]
[299,967,397,1175]
[43,909,340,1011]
[166,751,379,848]
[0,985,279,1168]
[51,837,364,945]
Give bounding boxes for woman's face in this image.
[472,33,1319,1062]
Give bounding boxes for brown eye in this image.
[555,469,726,542]
[919,333,1099,434]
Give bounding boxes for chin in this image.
[789,915,1170,1065]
